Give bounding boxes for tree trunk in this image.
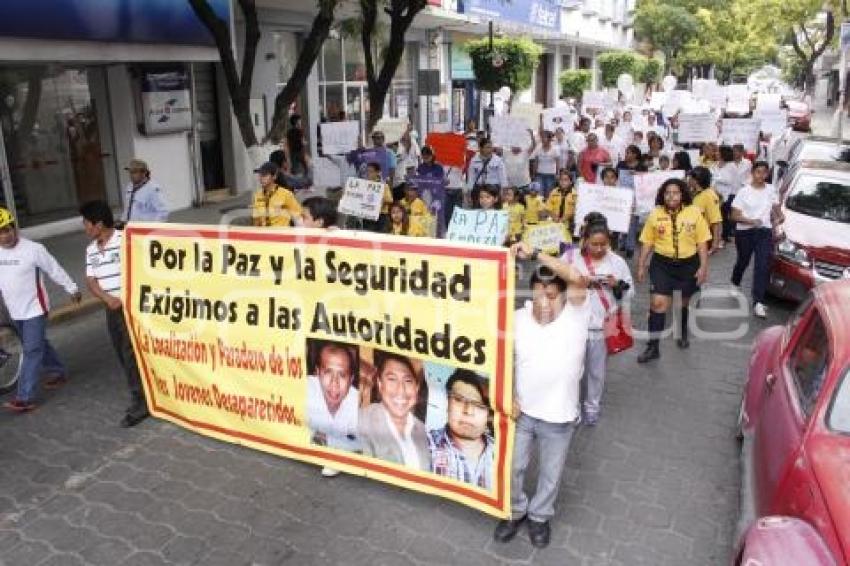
[189,0,260,149]
[790,11,835,96]
[361,0,428,134]
[267,0,339,142]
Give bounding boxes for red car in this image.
[769,161,850,302]
[787,100,812,132]
[735,279,850,565]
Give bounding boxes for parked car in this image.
[768,160,850,302]
[734,280,850,565]
[787,100,812,132]
[773,137,850,184]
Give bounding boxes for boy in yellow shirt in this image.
[524,183,545,226]
[402,183,430,218]
[502,187,525,244]
[251,162,302,227]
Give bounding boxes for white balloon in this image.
[498,86,512,100]
[617,73,634,93]
[662,75,677,92]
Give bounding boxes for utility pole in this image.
[487,20,494,133]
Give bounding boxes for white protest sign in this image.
[445,208,509,247]
[687,149,701,169]
[649,91,668,111]
[338,177,385,221]
[721,119,761,152]
[692,79,718,101]
[754,111,789,138]
[320,121,360,154]
[677,113,718,144]
[582,90,609,111]
[726,85,750,115]
[574,183,635,234]
[510,102,543,130]
[374,118,408,145]
[523,222,566,255]
[662,90,691,117]
[490,115,531,149]
[706,84,728,110]
[313,157,342,189]
[756,93,782,113]
[632,170,685,217]
[542,107,577,132]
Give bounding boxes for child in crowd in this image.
[503,187,526,244]
[366,161,394,232]
[524,183,545,226]
[388,202,426,237]
[600,167,618,187]
[546,170,577,239]
[477,184,501,211]
[658,155,671,171]
[402,183,429,218]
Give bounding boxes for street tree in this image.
[777,0,836,93]
[360,0,429,133]
[189,0,341,153]
[633,0,700,74]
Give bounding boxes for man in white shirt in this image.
[466,138,508,206]
[0,207,81,412]
[80,201,149,427]
[730,161,783,318]
[307,341,361,452]
[121,159,169,226]
[732,144,752,185]
[494,246,589,549]
[503,132,535,191]
[599,123,625,164]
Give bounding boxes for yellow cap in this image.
[0,206,15,229]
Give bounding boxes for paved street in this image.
[0,244,794,566]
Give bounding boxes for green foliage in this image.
[597,51,645,88]
[559,69,592,99]
[464,37,543,94]
[634,1,700,69]
[639,57,663,85]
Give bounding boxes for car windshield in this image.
[829,368,850,433]
[786,174,850,223]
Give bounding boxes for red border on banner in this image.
[124,226,510,512]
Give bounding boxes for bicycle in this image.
[0,302,22,395]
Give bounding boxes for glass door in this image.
[0,65,110,227]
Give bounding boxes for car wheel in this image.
[0,325,22,395]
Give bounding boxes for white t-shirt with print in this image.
[531,145,560,176]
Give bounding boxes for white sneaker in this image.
[321,466,341,477]
[753,303,767,318]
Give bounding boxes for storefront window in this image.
[0,65,113,228]
[318,37,414,136]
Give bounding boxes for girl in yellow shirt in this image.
[524,184,545,225]
[387,202,426,237]
[546,170,577,239]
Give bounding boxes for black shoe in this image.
[527,519,551,548]
[637,344,660,363]
[493,515,526,543]
[120,411,149,428]
[625,250,634,259]
[676,337,690,349]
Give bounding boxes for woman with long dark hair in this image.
[283,127,313,192]
[636,179,711,362]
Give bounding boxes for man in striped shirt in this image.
[81,201,148,428]
[0,207,81,412]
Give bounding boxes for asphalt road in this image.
[0,243,798,566]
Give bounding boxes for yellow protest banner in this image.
[522,222,568,255]
[123,224,515,517]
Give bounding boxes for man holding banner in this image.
[495,244,589,549]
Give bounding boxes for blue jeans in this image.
[12,315,66,403]
[511,413,576,521]
[536,174,557,198]
[732,227,774,304]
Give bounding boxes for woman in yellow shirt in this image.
[636,178,711,362]
[688,166,723,254]
[502,187,525,244]
[545,170,577,239]
[251,162,302,227]
[387,202,426,237]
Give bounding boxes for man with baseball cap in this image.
[0,207,81,412]
[121,159,169,225]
